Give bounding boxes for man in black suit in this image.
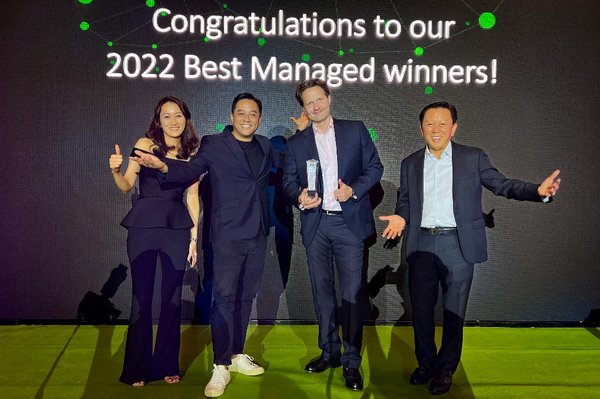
[283,79,383,391]
[132,93,271,398]
[380,101,561,395]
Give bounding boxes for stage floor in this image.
[0,325,598,398]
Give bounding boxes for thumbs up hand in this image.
[333,179,353,203]
[109,144,123,173]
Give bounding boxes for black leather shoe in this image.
[343,367,363,391]
[304,356,342,373]
[409,367,432,385]
[429,371,453,395]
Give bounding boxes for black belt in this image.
[322,210,343,215]
[420,227,457,235]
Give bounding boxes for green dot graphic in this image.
[338,50,345,56]
[465,20,471,27]
[204,37,210,43]
[368,128,378,142]
[78,0,93,4]
[425,86,433,95]
[223,4,228,10]
[349,48,354,53]
[257,38,266,46]
[79,21,90,31]
[216,123,225,132]
[479,12,496,30]
[151,43,158,49]
[414,47,424,57]
[155,67,160,72]
[107,41,113,47]
[302,53,311,62]
[110,59,116,65]
[146,0,155,7]
[161,11,167,17]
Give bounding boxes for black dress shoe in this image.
[343,367,363,391]
[409,367,432,385]
[429,371,453,395]
[304,356,342,373]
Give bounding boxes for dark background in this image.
[1,0,598,324]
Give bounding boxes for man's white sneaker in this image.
[229,354,265,376]
[204,364,231,398]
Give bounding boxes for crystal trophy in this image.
[306,159,319,198]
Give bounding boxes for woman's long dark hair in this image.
[145,96,199,159]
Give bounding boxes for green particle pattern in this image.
[479,12,496,30]
[414,47,424,57]
[107,41,113,47]
[258,38,266,46]
[302,53,311,62]
[152,43,158,49]
[80,21,90,31]
[338,50,344,56]
[146,0,155,7]
[425,86,433,95]
[367,128,378,143]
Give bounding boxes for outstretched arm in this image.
[537,169,561,198]
[379,214,406,240]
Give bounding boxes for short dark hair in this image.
[231,92,262,115]
[419,102,458,124]
[295,79,330,106]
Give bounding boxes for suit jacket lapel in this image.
[451,141,464,200]
[256,135,271,178]
[416,148,425,208]
[223,131,253,177]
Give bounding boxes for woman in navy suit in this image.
[109,96,200,386]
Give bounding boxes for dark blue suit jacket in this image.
[159,131,273,243]
[283,119,383,246]
[395,141,543,264]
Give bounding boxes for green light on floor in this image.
[257,38,266,46]
[414,47,424,57]
[302,53,311,62]
[216,123,225,132]
[78,0,93,4]
[368,128,378,142]
[479,12,496,30]
[338,50,345,56]
[107,41,113,47]
[79,21,90,31]
[425,86,433,95]
[146,0,155,7]
[151,43,158,49]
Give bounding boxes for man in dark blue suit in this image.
[380,101,561,395]
[283,79,383,391]
[132,93,271,398]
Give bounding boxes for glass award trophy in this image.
[306,159,319,198]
